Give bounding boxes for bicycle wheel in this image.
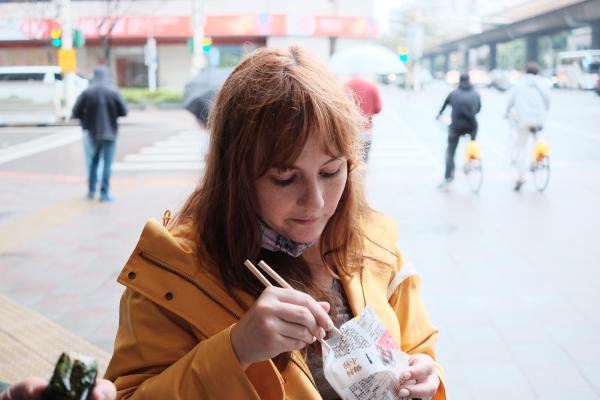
[531,156,550,192]
[463,159,483,193]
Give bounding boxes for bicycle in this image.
[510,125,550,192]
[462,137,483,193]
[438,115,483,194]
[530,130,550,192]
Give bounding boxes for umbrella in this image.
[185,89,216,126]
[183,67,233,122]
[329,44,407,75]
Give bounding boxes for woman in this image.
[105,47,446,399]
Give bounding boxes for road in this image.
[1,84,599,399]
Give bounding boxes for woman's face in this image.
[255,136,348,244]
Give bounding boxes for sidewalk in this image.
[0,294,110,383]
[0,109,201,377]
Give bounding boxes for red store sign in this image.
[15,14,377,40]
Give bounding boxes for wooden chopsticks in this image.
[244,259,342,349]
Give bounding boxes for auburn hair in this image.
[174,45,369,327]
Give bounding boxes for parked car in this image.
[0,66,88,125]
[595,72,600,96]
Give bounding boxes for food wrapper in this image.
[42,352,97,400]
[322,306,409,400]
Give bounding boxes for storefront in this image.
[1,13,377,90]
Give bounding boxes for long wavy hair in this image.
[174,46,370,367]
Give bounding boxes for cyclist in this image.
[436,73,481,191]
[505,62,550,191]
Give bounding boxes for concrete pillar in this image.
[463,48,470,72]
[428,55,435,75]
[443,52,449,74]
[526,35,539,63]
[592,22,600,49]
[489,42,497,70]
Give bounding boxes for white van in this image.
[556,50,600,90]
[0,66,88,125]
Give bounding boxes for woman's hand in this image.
[397,353,440,399]
[0,377,116,400]
[230,286,332,369]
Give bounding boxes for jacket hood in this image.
[92,65,112,84]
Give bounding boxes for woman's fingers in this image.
[92,379,117,400]
[276,319,319,344]
[275,301,328,339]
[231,286,332,367]
[318,301,331,313]
[1,377,47,400]
[397,354,439,398]
[402,356,436,382]
[398,373,439,398]
[273,287,335,331]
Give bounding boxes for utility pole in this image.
[59,0,76,117]
[409,6,424,93]
[144,37,158,91]
[191,0,205,76]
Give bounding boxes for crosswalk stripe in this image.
[112,162,204,171]
[123,154,204,162]
[139,147,204,154]
[0,128,81,165]
[113,130,209,172]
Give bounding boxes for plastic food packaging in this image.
[322,306,410,400]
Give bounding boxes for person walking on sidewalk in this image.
[505,62,550,192]
[104,47,446,400]
[72,65,127,202]
[436,73,481,191]
[344,76,382,162]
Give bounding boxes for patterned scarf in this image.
[258,219,314,258]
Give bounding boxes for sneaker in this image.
[86,191,95,200]
[513,179,525,192]
[100,193,114,202]
[437,180,452,192]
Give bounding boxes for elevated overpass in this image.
[424,0,600,72]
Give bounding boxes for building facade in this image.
[0,0,377,90]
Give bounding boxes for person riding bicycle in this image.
[505,62,550,192]
[436,73,481,191]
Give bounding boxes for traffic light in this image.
[50,27,62,47]
[202,37,213,53]
[398,46,409,63]
[73,28,85,48]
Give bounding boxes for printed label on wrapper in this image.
[322,305,410,400]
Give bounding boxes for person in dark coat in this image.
[72,65,127,202]
[436,73,481,190]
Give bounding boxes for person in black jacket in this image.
[72,65,127,202]
[436,73,481,190]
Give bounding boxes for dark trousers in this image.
[445,128,477,180]
[88,139,117,196]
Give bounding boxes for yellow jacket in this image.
[105,213,447,399]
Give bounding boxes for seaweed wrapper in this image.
[42,352,97,400]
